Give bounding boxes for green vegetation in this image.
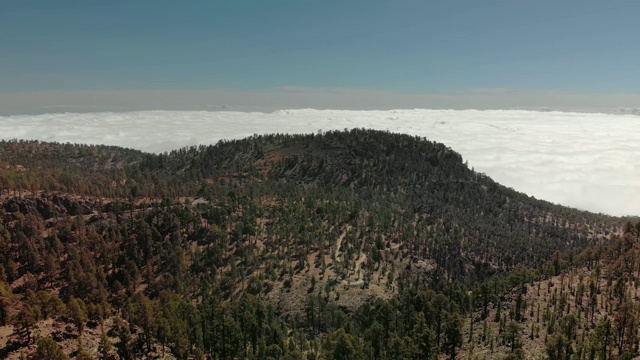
[0,130,631,359]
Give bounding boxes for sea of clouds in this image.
[0,109,638,217]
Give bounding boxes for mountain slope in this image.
[457,223,640,360]
[0,129,626,359]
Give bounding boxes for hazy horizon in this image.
[2,88,640,116]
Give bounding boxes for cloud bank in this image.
[0,109,638,216]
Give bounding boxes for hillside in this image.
[0,130,628,359]
[458,223,640,360]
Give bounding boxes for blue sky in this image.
[1,1,639,112]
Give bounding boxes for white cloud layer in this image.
[1,109,638,216]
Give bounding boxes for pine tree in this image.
[31,337,69,360]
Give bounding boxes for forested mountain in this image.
[0,130,630,359]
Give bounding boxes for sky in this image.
[1,1,640,112]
